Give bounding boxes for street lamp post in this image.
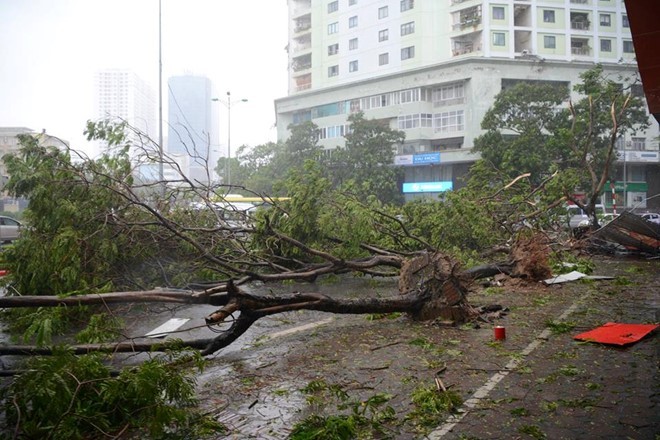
[212,92,247,188]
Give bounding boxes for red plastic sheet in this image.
[573,322,659,346]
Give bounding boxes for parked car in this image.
[0,216,21,243]
[566,204,605,231]
[640,212,660,225]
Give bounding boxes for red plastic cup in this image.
[494,325,506,341]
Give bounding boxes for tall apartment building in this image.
[275,0,659,208]
[94,69,157,158]
[167,75,219,183]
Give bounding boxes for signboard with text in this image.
[402,181,453,193]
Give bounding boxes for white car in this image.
[640,213,660,225]
[0,216,21,243]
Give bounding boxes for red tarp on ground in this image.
[574,322,659,346]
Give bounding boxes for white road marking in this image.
[267,317,334,339]
[427,299,583,439]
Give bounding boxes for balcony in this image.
[294,74,312,93]
[571,46,591,56]
[452,40,482,56]
[292,53,312,73]
[294,23,311,33]
[571,20,590,30]
[453,17,482,30]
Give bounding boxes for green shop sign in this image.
[606,181,648,192]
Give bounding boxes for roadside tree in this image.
[472,65,649,228]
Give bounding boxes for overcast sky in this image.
[0,0,289,157]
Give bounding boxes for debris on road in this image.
[573,322,659,346]
[542,270,614,285]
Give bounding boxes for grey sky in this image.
[0,0,289,157]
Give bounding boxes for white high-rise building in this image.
[275,0,659,207]
[94,69,157,157]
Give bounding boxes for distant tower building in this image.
[276,0,659,205]
[167,75,219,183]
[94,69,157,158]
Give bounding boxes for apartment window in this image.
[349,60,359,72]
[493,32,505,46]
[349,15,358,28]
[421,113,433,128]
[493,6,505,20]
[543,10,555,23]
[623,40,634,53]
[434,110,465,133]
[328,43,339,55]
[622,15,629,28]
[398,113,431,129]
[401,0,414,12]
[378,6,388,19]
[328,1,338,13]
[433,83,465,103]
[379,29,389,42]
[349,38,358,50]
[328,22,338,34]
[328,65,339,77]
[349,0,357,5]
[379,53,389,65]
[544,35,556,49]
[600,14,611,26]
[398,114,421,129]
[400,89,420,103]
[401,46,415,60]
[600,39,612,52]
[401,21,415,36]
[632,137,646,151]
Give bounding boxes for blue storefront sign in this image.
[402,181,453,193]
[412,152,441,165]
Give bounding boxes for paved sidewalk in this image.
[432,259,659,440]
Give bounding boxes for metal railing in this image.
[571,21,590,30]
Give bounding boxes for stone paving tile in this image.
[440,258,659,440]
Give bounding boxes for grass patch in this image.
[558,365,583,376]
[407,385,463,431]
[510,407,531,417]
[545,320,576,335]
[518,424,546,439]
[366,312,402,321]
[483,286,505,296]
[559,398,597,409]
[409,337,436,350]
[613,276,634,286]
[291,380,397,439]
[540,401,558,412]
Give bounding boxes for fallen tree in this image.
[0,127,556,359]
[0,234,551,357]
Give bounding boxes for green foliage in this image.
[518,424,546,439]
[407,385,463,429]
[545,320,576,335]
[1,131,132,296]
[325,112,405,205]
[292,379,396,439]
[549,253,595,275]
[474,81,569,186]
[470,65,650,227]
[75,312,124,344]
[1,347,223,439]
[399,188,505,256]
[366,312,402,321]
[233,122,321,194]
